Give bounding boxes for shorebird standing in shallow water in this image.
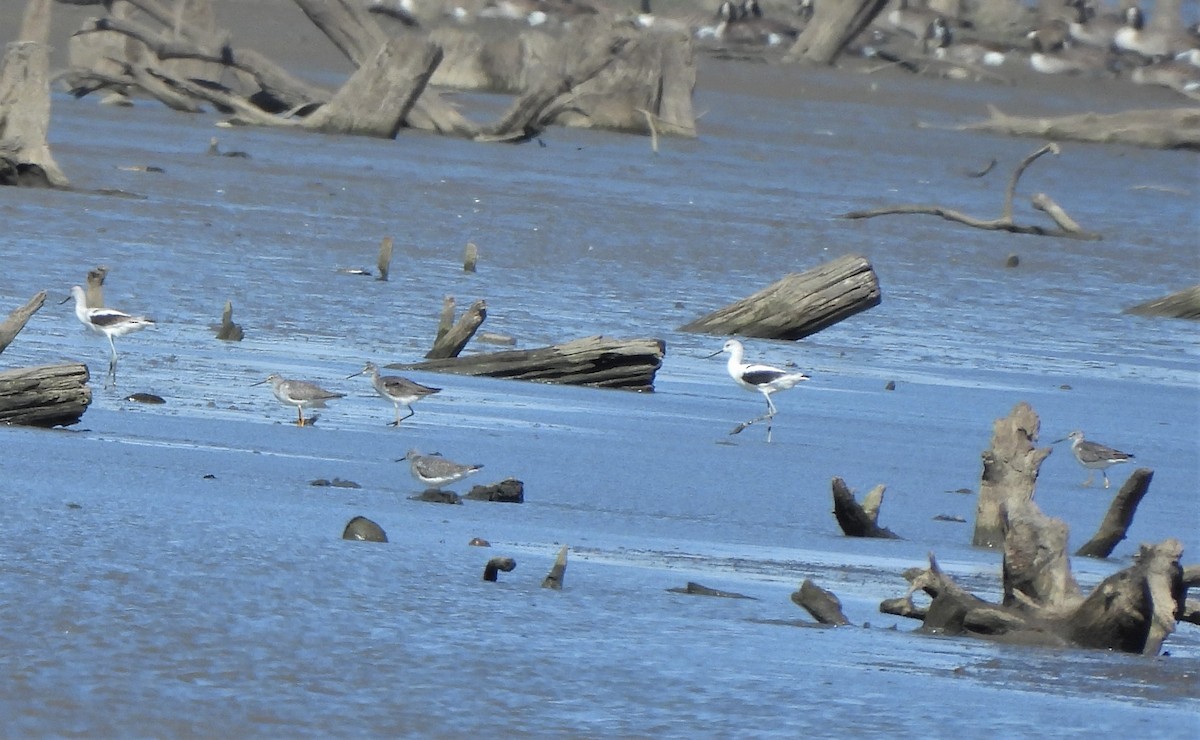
[347,361,440,426]
[401,449,483,491]
[1055,430,1135,488]
[708,338,809,443]
[253,373,344,426]
[63,284,155,388]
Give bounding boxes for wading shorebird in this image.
[347,361,440,426]
[401,449,483,491]
[253,373,344,426]
[708,338,809,443]
[1055,430,1135,488]
[63,284,155,387]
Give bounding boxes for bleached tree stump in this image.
[0,38,68,187]
[972,401,1051,549]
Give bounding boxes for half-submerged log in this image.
[0,364,92,427]
[1075,469,1154,559]
[786,0,888,64]
[831,478,900,538]
[464,478,525,503]
[679,255,880,340]
[667,582,756,599]
[215,300,244,341]
[972,401,1051,549]
[1124,284,1200,321]
[791,579,851,625]
[541,545,568,590]
[483,556,516,582]
[953,105,1200,152]
[402,336,665,392]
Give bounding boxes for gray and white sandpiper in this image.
[1055,430,1135,488]
[347,361,440,426]
[253,373,344,426]
[402,449,483,491]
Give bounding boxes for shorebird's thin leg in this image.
[390,403,401,427]
[296,405,306,426]
[1102,472,1111,489]
[1083,471,1094,487]
[400,405,415,423]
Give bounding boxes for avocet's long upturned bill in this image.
[347,361,440,426]
[401,449,482,491]
[63,284,155,386]
[1055,430,1135,488]
[253,373,344,426]
[708,338,808,442]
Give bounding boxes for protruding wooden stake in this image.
[216,300,244,341]
[427,299,486,360]
[377,236,393,281]
[541,545,568,590]
[86,265,108,308]
[791,579,851,625]
[463,242,478,273]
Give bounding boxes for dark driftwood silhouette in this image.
[0,363,92,427]
[402,336,666,392]
[483,557,516,582]
[667,582,755,599]
[953,105,1200,151]
[1124,285,1200,321]
[464,478,525,503]
[679,255,880,340]
[791,579,852,625]
[832,477,900,539]
[972,401,1051,549]
[542,545,568,590]
[843,144,1100,239]
[0,0,68,187]
[1075,469,1154,559]
[215,301,244,341]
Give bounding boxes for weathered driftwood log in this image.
[0,363,92,427]
[1124,284,1200,321]
[0,39,68,187]
[952,105,1200,151]
[1001,498,1081,614]
[831,477,900,539]
[464,478,525,503]
[843,143,1100,239]
[972,401,1051,549]
[483,556,516,582]
[791,579,852,625]
[541,545,568,590]
[667,581,755,599]
[342,515,387,542]
[1075,469,1154,559]
[679,255,880,340]
[402,336,665,392]
[786,0,888,64]
[0,291,47,355]
[426,299,487,360]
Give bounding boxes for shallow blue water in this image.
[0,51,1197,736]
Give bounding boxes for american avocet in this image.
[401,449,482,491]
[347,361,440,426]
[253,373,344,426]
[1054,430,1135,488]
[708,338,809,442]
[62,284,155,386]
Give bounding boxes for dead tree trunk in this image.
[541,545,568,590]
[0,292,46,355]
[831,477,900,538]
[679,254,880,340]
[403,336,666,392]
[1074,469,1155,559]
[1124,284,1200,320]
[1000,497,1082,614]
[972,401,1051,548]
[0,38,68,187]
[786,0,889,64]
[0,364,92,427]
[791,579,852,625]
